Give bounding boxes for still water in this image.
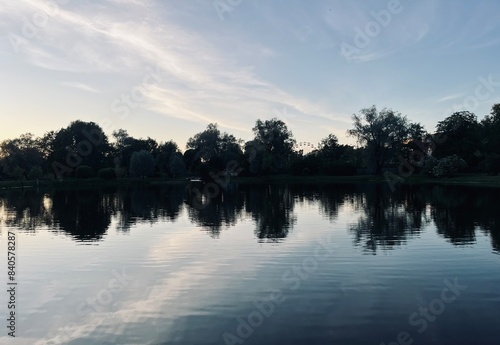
[0,183,499,345]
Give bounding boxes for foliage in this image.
[249,118,296,174]
[156,140,179,175]
[0,104,499,181]
[129,150,155,178]
[28,166,44,180]
[421,156,439,175]
[318,134,340,161]
[480,104,500,171]
[0,133,45,178]
[75,165,95,179]
[186,123,243,175]
[431,155,467,178]
[98,168,117,180]
[12,167,25,180]
[112,129,158,174]
[433,111,480,169]
[291,155,321,176]
[348,106,418,174]
[169,153,187,178]
[323,162,357,176]
[49,121,112,176]
[479,154,500,176]
[186,124,242,161]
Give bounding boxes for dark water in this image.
[0,183,499,345]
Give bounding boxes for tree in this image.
[186,123,242,163]
[156,141,180,176]
[318,134,340,161]
[249,118,296,174]
[112,129,158,175]
[348,106,415,175]
[186,123,222,161]
[49,121,112,177]
[480,105,500,174]
[0,133,45,178]
[75,165,95,179]
[186,123,243,177]
[183,149,200,175]
[434,111,481,169]
[169,153,187,177]
[129,150,155,178]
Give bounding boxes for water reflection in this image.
[116,185,185,231]
[50,189,112,241]
[0,183,499,252]
[244,185,295,241]
[185,183,245,237]
[349,185,430,253]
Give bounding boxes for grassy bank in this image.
[1,174,500,190]
[232,174,500,187]
[404,173,500,187]
[0,177,189,190]
[230,175,386,184]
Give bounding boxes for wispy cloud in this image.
[438,94,464,103]
[2,0,500,146]
[61,82,100,93]
[1,0,346,135]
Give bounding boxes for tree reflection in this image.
[348,184,428,253]
[0,189,53,230]
[51,189,113,242]
[0,183,498,252]
[243,185,296,242]
[185,183,245,237]
[346,184,500,254]
[429,186,476,245]
[288,184,356,221]
[115,185,185,231]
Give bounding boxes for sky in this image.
[2,0,500,149]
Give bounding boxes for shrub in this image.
[28,166,43,180]
[323,162,357,176]
[169,154,187,178]
[421,156,438,175]
[98,168,116,180]
[75,165,95,179]
[129,150,155,178]
[479,154,500,176]
[12,167,25,180]
[431,155,467,178]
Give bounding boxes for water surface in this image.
[0,183,499,345]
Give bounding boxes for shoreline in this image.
[1,173,500,190]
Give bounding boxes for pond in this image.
[0,183,499,345]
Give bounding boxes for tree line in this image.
[1,103,499,181]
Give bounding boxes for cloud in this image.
[61,82,100,93]
[438,94,464,103]
[1,0,349,137]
